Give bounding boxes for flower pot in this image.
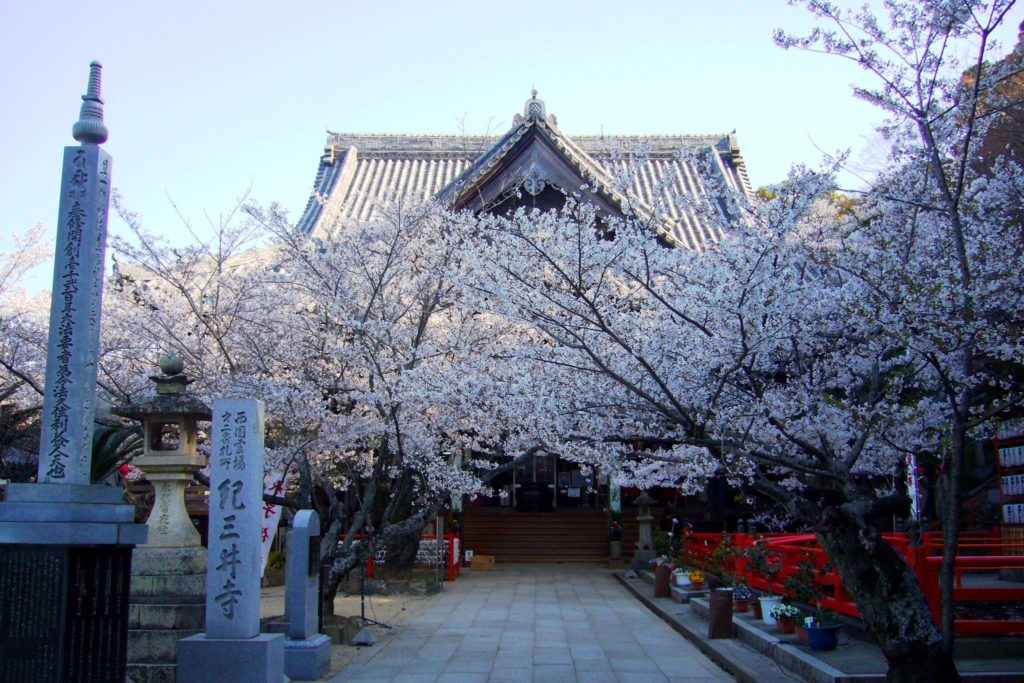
[734,598,750,613]
[673,573,688,587]
[759,596,782,626]
[751,598,763,619]
[796,625,808,644]
[689,581,705,591]
[776,617,795,634]
[806,624,841,651]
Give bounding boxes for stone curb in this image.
[614,572,774,683]
[622,571,1024,683]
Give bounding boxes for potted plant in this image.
[744,538,783,625]
[732,583,754,613]
[609,515,623,560]
[670,567,688,587]
[706,533,736,589]
[687,569,706,590]
[769,602,801,634]
[804,610,842,651]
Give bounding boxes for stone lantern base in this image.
[127,547,207,683]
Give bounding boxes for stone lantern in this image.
[113,354,211,547]
[114,355,212,681]
[632,491,657,568]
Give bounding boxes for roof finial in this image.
[72,61,108,144]
[524,87,546,121]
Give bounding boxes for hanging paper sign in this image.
[904,454,921,521]
[260,469,288,577]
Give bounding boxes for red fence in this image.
[684,531,1024,636]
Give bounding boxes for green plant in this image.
[784,554,836,619]
[806,609,839,627]
[743,537,782,595]
[784,556,823,606]
[266,551,286,570]
[708,533,736,584]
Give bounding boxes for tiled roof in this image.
[297,119,752,250]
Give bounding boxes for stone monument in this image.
[0,62,147,683]
[631,491,657,571]
[177,399,285,683]
[113,355,211,683]
[283,510,331,680]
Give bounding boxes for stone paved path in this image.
[330,565,732,682]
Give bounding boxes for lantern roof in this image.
[112,355,212,421]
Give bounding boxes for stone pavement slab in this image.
[329,565,732,682]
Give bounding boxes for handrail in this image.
[682,531,1024,635]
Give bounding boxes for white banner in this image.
[260,469,288,577]
[904,454,920,521]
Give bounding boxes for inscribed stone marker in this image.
[37,143,111,485]
[207,398,264,639]
[285,510,320,641]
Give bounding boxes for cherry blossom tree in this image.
[106,195,550,606]
[454,3,1023,680]
[0,223,51,480]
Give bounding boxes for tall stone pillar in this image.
[0,62,147,683]
[178,399,285,683]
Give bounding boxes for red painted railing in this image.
[684,531,1024,635]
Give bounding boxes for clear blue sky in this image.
[3,1,1022,292]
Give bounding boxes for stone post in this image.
[177,399,284,683]
[0,62,146,683]
[283,510,331,680]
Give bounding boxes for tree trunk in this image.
[816,517,959,682]
[385,525,423,569]
[938,435,963,654]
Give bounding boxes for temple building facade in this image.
[297,91,755,562]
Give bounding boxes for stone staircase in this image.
[461,509,609,563]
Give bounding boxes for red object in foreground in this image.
[684,530,1024,636]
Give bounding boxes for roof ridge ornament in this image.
[72,61,108,144]
[513,88,557,128]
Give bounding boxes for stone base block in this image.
[129,627,202,662]
[133,547,207,576]
[131,572,206,598]
[284,634,331,681]
[177,632,285,683]
[129,602,205,631]
[126,662,176,683]
[0,484,146,545]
